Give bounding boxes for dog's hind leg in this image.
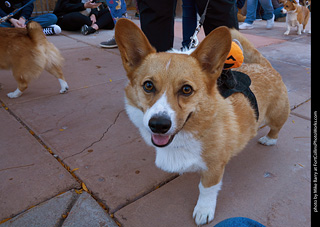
[259,98,290,146]
[46,65,69,94]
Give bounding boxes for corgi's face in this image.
[281,0,297,13]
[115,19,231,148]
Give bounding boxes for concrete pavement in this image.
[0,18,311,226]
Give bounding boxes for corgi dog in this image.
[0,21,68,98]
[115,19,290,226]
[281,0,310,35]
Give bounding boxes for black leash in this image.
[0,0,37,23]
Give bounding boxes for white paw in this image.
[193,181,221,226]
[59,86,69,94]
[58,79,69,94]
[193,204,215,226]
[284,31,289,35]
[7,89,23,98]
[258,136,277,146]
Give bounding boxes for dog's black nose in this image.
[149,115,172,134]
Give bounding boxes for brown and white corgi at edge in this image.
[0,21,68,98]
[280,0,310,35]
[115,19,290,226]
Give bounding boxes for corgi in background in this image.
[115,19,290,226]
[0,21,68,98]
[281,0,310,35]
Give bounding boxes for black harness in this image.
[217,70,259,121]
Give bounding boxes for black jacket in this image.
[0,0,34,19]
[53,0,86,18]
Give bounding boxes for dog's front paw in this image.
[284,31,289,35]
[193,204,215,226]
[58,79,69,94]
[258,136,277,146]
[60,86,69,94]
[7,89,23,98]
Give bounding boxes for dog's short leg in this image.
[297,24,302,35]
[284,25,290,35]
[47,65,69,94]
[7,88,23,98]
[193,180,222,226]
[58,78,69,94]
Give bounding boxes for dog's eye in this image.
[143,81,155,93]
[180,85,193,96]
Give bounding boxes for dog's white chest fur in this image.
[125,99,207,174]
[287,12,299,26]
[154,131,207,173]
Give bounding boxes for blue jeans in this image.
[273,6,286,20]
[214,217,265,227]
[244,0,274,24]
[182,0,197,48]
[0,13,57,28]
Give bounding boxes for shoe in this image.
[43,25,61,36]
[100,37,117,48]
[81,24,96,35]
[266,14,275,30]
[239,22,254,30]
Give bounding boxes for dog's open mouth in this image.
[151,134,175,148]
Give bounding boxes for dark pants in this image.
[57,8,114,31]
[138,0,238,52]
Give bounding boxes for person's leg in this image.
[182,0,197,48]
[214,217,265,227]
[197,0,238,36]
[57,12,91,31]
[273,6,286,20]
[244,0,259,24]
[29,13,58,27]
[259,0,274,21]
[137,0,176,52]
[95,8,114,30]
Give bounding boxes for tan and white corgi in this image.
[0,21,68,98]
[281,0,310,35]
[115,19,290,226]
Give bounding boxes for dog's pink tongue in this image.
[152,134,170,146]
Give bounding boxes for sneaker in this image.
[43,25,61,36]
[239,22,254,30]
[81,24,96,35]
[100,37,117,48]
[266,14,275,30]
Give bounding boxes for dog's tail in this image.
[27,21,47,44]
[230,28,272,68]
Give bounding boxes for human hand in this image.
[9,18,26,28]
[90,14,96,25]
[84,0,101,9]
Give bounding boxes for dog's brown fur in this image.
[0,21,68,98]
[115,19,290,225]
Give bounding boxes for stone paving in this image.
[0,18,311,226]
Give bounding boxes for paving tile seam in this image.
[62,109,126,161]
[0,99,119,225]
[0,99,83,184]
[112,174,180,215]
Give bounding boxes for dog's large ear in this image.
[115,19,156,75]
[191,26,232,80]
